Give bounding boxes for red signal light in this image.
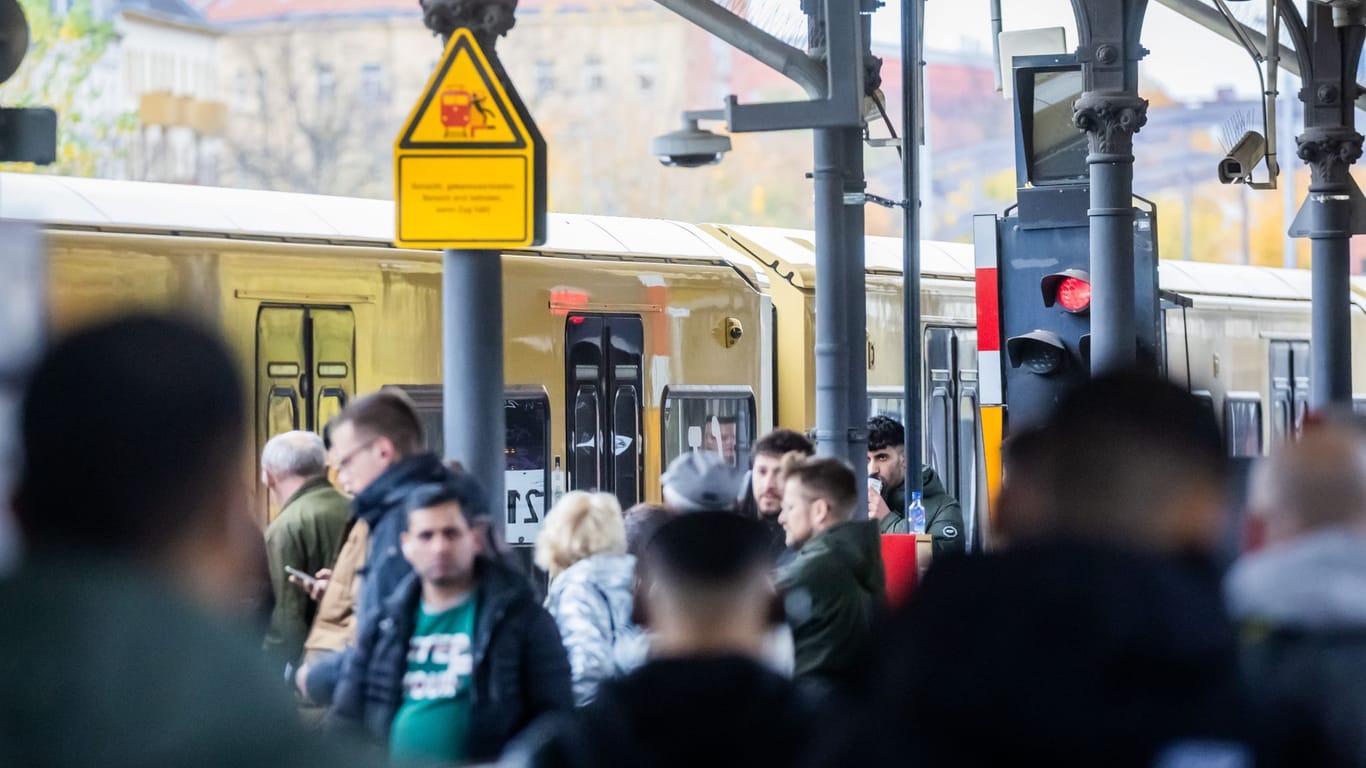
[1040,269,1090,314]
[1056,276,1091,313]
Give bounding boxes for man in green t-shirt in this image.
[330,476,572,765]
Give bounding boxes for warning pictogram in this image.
[394,28,546,249]
[397,31,529,150]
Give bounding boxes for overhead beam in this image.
[1154,0,1366,113]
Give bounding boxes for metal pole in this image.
[989,0,1004,92]
[814,127,850,465]
[1086,135,1138,372]
[1281,2,1365,409]
[1311,237,1352,406]
[443,250,506,535]
[903,0,924,502]
[843,124,869,514]
[1072,0,1149,374]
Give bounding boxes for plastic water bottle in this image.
[909,491,927,535]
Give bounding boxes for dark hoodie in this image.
[862,539,1254,767]
[501,655,821,768]
[351,451,452,628]
[303,452,450,703]
[776,519,886,687]
[880,465,965,556]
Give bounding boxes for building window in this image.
[584,56,604,92]
[316,64,335,102]
[534,59,555,96]
[635,56,656,94]
[360,62,385,102]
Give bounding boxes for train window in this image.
[506,393,551,546]
[571,387,601,489]
[381,384,552,546]
[868,390,904,422]
[612,385,641,508]
[318,363,349,378]
[1224,393,1263,458]
[661,387,756,474]
[267,386,299,437]
[267,363,300,378]
[317,386,347,430]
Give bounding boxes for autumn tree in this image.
[0,0,134,175]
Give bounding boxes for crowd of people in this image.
[4,311,1366,767]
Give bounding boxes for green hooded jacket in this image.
[880,465,966,556]
[776,519,886,686]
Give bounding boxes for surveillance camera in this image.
[650,122,731,169]
[1218,130,1267,185]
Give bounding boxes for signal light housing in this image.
[1040,269,1091,313]
[1006,330,1068,376]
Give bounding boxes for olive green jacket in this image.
[263,476,351,665]
[776,520,886,686]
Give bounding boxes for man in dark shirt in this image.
[502,513,821,768]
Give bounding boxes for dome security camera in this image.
[650,117,732,169]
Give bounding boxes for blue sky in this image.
[869,1,1266,102]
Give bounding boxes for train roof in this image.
[0,174,764,274]
[1157,260,1314,302]
[706,223,974,288]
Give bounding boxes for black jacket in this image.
[862,540,1254,767]
[305,452,450,702]
[502,655,821,768]
[329,556,572,762]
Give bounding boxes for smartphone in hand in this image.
[284,565,317,589]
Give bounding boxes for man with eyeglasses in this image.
[294,390,450,708]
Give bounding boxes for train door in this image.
[1269,339,1310,445]
[565,314,644,508]
[256,305,356,518]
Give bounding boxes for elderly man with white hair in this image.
[262,430,351,666]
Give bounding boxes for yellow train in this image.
[6,173,1366,551]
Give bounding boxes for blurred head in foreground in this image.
[13,313,257,612]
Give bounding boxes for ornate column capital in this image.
[420,0,518,47]
[1073,90,1149,157]
[1297,127,1364,188]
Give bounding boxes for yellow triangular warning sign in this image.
[398,30,529,149]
